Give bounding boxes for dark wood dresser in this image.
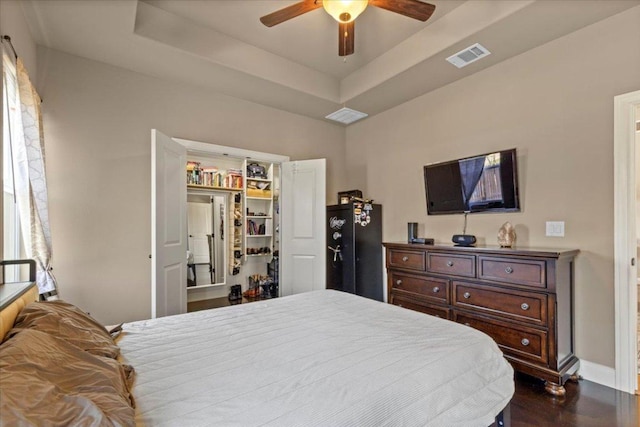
[383,242,579,395]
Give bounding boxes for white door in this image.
[613,90,640,393]
[280,159,326,296]
[151,129,187,318]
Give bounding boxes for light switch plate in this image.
[546,221,565,237]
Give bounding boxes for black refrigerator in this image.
[326,202,383,301]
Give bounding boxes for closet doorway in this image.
[151,130,327,318]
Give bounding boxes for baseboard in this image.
[579,359,616,389]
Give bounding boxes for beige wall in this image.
[37,48,346,324]
[345,7,640,369]
[0,0,38,83]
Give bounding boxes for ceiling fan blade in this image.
[260,0,323,27]
[338,21,355,57]
[369,0,435,21]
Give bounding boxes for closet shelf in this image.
[187,184,242,192]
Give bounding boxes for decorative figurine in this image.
[498,222,516,248]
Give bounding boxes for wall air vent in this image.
[325,107,368,125]
[446,43,491,68]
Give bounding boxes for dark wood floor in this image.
[188,297,233,312]
[189,298,638,426]
[509,372,638,426]
[188,295,273,312]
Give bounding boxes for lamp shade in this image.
[322,0,368,23]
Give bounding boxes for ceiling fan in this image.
[260,0,436,57]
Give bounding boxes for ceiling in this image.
[20,0,639,125]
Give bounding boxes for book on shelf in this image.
[186,161,201,184]
[247,220,268,236]
[186,162,243,189]
[225,168,243,189]
[200,167,218,187]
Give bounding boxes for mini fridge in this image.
[326,202,383,301]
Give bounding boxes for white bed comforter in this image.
[118,290,514,427]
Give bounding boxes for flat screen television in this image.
[423,148,520,215]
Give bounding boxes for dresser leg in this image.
[568,373,581,382]
[544,381,566,396]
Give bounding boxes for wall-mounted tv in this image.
[423,148,520,215]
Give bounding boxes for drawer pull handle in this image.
[521,338,530,346]
[447,261,454,267]
[505,266,514,274]
[402,256,409,262]
[432,286,440,293]
[463,292,471,299]
[521,303,530,311]
[396,279,402,285]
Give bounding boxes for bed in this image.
[1,287,514,427]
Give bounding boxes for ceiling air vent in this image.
[446,43,491,68]
[325,107,368,125]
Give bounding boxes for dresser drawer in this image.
[427,253,476,278]
[388,249,425,271]
[478,256,546,288]
[452,281,547,326]
[454,312,548,365]
[391,294,450,319]
[390,272,448,304]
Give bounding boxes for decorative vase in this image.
[497,222,516,248]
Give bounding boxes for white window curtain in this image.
[2,48,57,295]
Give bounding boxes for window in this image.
[2,50,25,281]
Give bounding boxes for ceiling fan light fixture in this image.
[260,0,436,56]
[323,0,368,23]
